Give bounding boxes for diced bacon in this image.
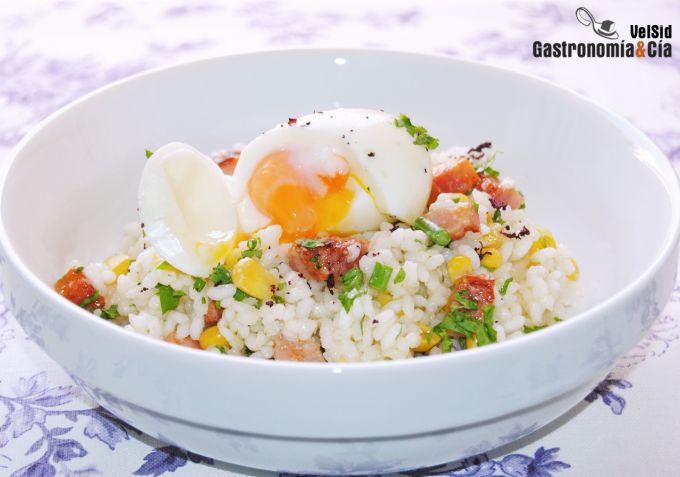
[288,237,369,283]
[165,331,201,349]
[425,198,480,240]
[429,158,480,204]
[450,274,495,320]
[204,299,222,327]
[212,151,240,175]
[478,175,525,210]
[273,336,325,362]
[54,268,106,311]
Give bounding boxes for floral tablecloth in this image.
[1,1,679,476]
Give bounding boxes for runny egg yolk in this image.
[247,151,354,241]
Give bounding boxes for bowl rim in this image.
[1,47,679,373]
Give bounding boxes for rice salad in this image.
[54,109,579,362]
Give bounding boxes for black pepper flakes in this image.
[326,274,335,289]
[265,300,274,307]
[368,152,375,157]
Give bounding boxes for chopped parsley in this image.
[241,237,263,259]
[492,208,504,224]
[209,264,232,285]
[499,278,513,296]
[394,113,439,150]
[452,290,478,310]
[339,266,366,312]
[155,284,185,314]
[432,300,497,352]
[296,238,327,249]
[523,324,548,334]
[75,266,84,273]
[277,282,286,291]
[233,288,250,302]
[473,152,500,177]
[79,291,100,308]
[215,345,227,354]
[393,268,406,284]
[157,261,178,272]
[193,277,206,292]
[145,149,153,159]
[310,254,321,270]
[368,262,393,292]
[214,300,222,310]
[100,304,119,320]
[273,295,285,304]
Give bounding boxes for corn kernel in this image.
[232,257,276,300]
[480,230,504,249]
[447,255,473,282]
[466,336,477,349]
[567,258,580,281]
[105,255,131,276]
[481,249,502,270]
[529,228,557,255]
[413,323,442,352]
[376,292,392,307]
[224,247,242,269]
[199,326,229,350]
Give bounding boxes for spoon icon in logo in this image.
[575,7,619,40]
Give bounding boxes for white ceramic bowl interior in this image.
[0,50,678,474]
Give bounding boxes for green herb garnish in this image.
[310,254,321,270]
[145,149,153,159]
[277,282,286,291]
[394,113,439,150]
[193,277,206,292]
[295,238,327,249]
[393,268,406,284]
[368,262,393,292]
[75,266,84,273]
[452,290,478,310]
[155,284,185,314]
[499,278,513,296]
[79,291,100,308]
[339,267,366,312]
[209,264,232,285]
[341,267,364,290]
[157,261,178,272]
[524,324,548,333]
[413,217,452,247]
[214,300,222,310]
[233,288,250,302]
[273,295,285,304]
[215,345,227,354]
[100,304,119,320]
[476,304,497,346]
[241,237,263,259]
[492,208,504,224]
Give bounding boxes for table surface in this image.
[1,1,679,476]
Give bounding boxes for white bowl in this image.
[1,49,678,474]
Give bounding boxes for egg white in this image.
[232,108,433,232]
[138,142,238,276]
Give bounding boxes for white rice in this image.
[72,145,579,362]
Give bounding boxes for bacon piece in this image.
[213,151,240,175]
[425,198,480,240]
[429,158,480,204]
[165,330,201,349]
[54,268,106,311]
[204,299,222,327]
[288,237,369,283]
[273,336,325,362]
[478,175,525,210]
[449,274,495,320]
